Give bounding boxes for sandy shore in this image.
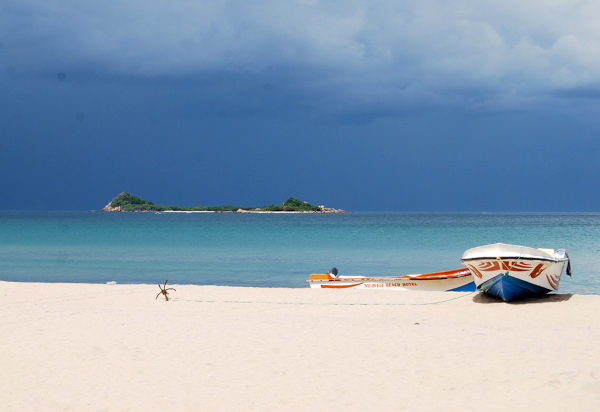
[1,281,599,411]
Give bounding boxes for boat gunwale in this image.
[307,272,473,283]
[460,256,568,263]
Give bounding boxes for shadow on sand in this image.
[472,292,574,305]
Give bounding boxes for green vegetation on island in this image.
[101,192,341,213]
[107,192,248,212]
[261,197,322,212]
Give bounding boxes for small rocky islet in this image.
[95,192,349,213]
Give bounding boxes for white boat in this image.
[460,243,571,302]
[307,267,475,291]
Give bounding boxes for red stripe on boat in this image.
[321,283,364,289]
[529,263,546,279]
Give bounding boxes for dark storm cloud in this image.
[3,1,600,115]
[3,1,600,212]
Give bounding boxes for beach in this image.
[1,281,599,411]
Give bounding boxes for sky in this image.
[2,1,600,211]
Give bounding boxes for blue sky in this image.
[2,1,600,211]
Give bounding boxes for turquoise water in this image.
[0,212,599,294]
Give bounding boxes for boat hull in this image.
[476,273,555,301]
[307,268,475,292]
[461,244,569,302]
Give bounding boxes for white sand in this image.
[1,281,599,411]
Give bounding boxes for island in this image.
[96,192,349,213]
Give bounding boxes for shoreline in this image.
[2,281,599,411]
[158,210,339,213]
[94,209,350,213]
[0,279,593,294]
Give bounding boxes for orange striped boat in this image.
[307,267,475,291]
[460,243,571,301]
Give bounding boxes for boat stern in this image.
[307,273,337,288]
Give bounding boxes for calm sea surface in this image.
[1,212,599,294]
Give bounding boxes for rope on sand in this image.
[170,291,478,306]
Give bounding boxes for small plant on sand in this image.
[156,280,176,301]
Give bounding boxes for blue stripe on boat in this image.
[478,273,551,302]
[447,281,476,292]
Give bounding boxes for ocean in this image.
[1,211,599,294]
